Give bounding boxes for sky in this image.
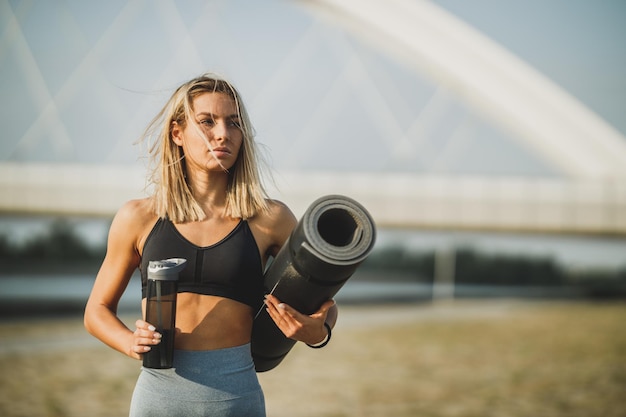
[1,0,625,177]
[434,0,626,137]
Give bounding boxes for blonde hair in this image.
[142,73,269,222]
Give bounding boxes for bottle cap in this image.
[147,258,187,281]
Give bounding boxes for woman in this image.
[84,73,337,416]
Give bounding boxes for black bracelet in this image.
[306,322,332,349]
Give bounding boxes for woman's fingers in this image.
[264,294,330,344]
[133,319,162,353]
[312,299,336,319]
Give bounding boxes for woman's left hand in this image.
[264,294,335,346]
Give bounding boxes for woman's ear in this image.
[171,121,184,146]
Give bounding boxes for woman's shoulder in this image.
[259,199,297,225]
[247,199,297,257]
[101,199,158,259]
[116,198,153,218]
[112,198,158,231]
[248,199,296,235]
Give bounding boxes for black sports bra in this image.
[140,218,265,310]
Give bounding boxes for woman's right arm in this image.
[84,200,161,360]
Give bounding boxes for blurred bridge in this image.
[2,1,626,236]
[1,162,625,236]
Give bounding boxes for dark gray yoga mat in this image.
[251,195,376,372]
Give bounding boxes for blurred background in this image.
[1,0,625,309]
[0,1,625,416]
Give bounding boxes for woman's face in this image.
[172,92,243,173]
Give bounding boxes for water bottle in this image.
[143,258,187,369]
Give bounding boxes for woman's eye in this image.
[200,119,215,126]
[229,120,242,128]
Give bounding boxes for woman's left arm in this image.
[261,200,339,345]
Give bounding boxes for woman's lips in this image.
[211,147,231,157]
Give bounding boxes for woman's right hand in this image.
[129,319,162,360]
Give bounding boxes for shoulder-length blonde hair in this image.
[142,73,269,222]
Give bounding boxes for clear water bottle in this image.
[143,258,187,369]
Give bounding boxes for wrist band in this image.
[307,322,332,349]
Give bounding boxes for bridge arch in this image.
[299,0,626,179]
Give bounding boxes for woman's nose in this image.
[213,120,229,140]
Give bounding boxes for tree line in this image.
[0,219,105,272]
[1,218,624,297]
[360,244,626,298]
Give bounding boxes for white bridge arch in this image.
[299,0,626,179]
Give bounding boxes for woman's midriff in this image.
[144,293,255,351]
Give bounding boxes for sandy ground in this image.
[1,300,624,417]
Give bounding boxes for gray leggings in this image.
[129,344,266,417]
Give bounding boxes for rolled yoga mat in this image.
[251,194,376,372]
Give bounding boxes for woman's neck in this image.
[186,169,230,219]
